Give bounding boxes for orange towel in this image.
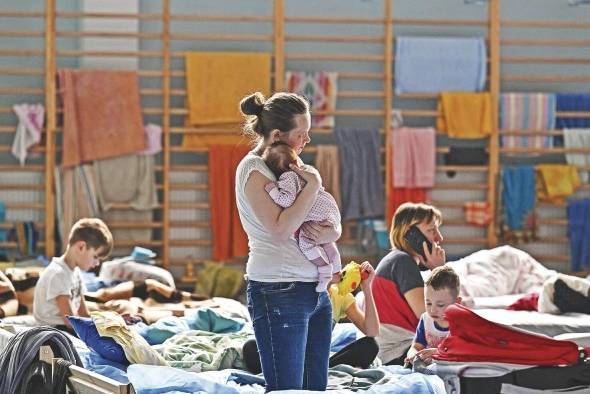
[536,164,581,204]
[184,52,271,127]
[437,92,493,139]
[58,69,146,167]
[209,144,251,261]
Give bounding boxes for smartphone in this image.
[404,226,433,260]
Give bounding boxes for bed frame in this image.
[0,326,133,394]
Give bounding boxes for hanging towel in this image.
[184,52,271,126]
[141,124,162,156]
[394,36,486,94]
[11,104,44,166]
[536,164,580,204]
[443,146,488,178]
[392,127,435,188]
[501,166,536,231]
[58,69,146,167]
[334,128,384,220]
[209,144,250,261]
[285,71,338,128]
[315,145,342,209]
[555,93,590,146]
[464,201,492,227]
[564,128,590,184]
[93,155,157,243]
[499,93,556,151]
[56,165,100,251]
[437,92,493,139]
[93,155,158,212]
[567,198,590,272]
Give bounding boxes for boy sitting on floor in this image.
[406,265,461,366]
[33,218,113,333]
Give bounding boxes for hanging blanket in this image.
[286,71,338,128]
[499,93,556,151]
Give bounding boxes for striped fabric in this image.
[285,71,338,128]
[499,93,556,150]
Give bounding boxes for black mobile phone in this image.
[404,225,433,260]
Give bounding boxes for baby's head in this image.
[262,141,299,179]
[424,265,461,326]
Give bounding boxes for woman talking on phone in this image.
[371,202,446,365]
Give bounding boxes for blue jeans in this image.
[247,280,332,392]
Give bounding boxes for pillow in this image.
[67,316,129,365]
[99,259,175,288]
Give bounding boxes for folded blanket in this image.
[395,36,486,94]
[437,92,493,139]
[184,52,271,126]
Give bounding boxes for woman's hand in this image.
[300,220,341,244]
[289,163,321,190]
[422,242,445,269]
[359,261,375,290]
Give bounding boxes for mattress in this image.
[474,309,590,337]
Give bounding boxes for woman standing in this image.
[235,92,340,391]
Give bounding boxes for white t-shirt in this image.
[235,151,318,282]
[33,257,85,325]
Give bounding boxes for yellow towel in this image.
[92,311,167,366]
[185,52,271,126]
[437,92,493,139]
[536,164,580,204]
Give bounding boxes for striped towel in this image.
[499,93,556,151]
[286,71,338,128]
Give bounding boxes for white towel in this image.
[11,104,44,166]
[564,128,590,183]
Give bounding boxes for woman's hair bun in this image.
[240,92,266,117]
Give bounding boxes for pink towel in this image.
[392,127,435,188]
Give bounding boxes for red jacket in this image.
[433,304,588,366]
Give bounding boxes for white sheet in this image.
[474,309,590,337]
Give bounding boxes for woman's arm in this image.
[245,166,320,241]
[344,261,379,337]
[404,287,426,319]
[300,220,342,244]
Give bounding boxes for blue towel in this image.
[502,166,536,230]
[395,36,487,94]
[555,93,590,146]
[567,198,590,272]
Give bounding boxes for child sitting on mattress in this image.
[406,265,461,365]
[262,141,342,292]
[33,218,113,334]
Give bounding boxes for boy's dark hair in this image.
[262,141,299,179]
[425,265,460,298]
[68,218,113,259]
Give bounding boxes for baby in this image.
[263,141,341,291]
